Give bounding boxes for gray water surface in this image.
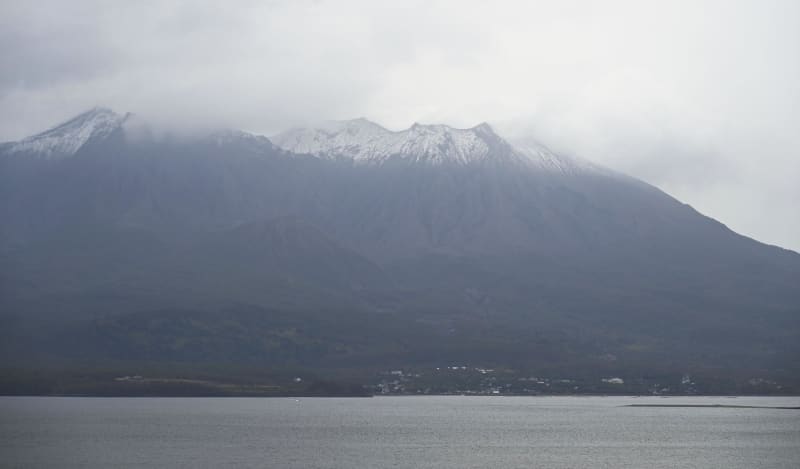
[1,396,799,468]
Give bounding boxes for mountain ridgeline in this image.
[1,108,798,392]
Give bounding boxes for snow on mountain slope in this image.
[511,137,613,176]
[3,108,600,175]
[272,118,498,165]
[272,118,597,173]
[5,107,128,159]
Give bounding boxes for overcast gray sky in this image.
[1,0,798,251]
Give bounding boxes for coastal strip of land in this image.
[625,404,800,410]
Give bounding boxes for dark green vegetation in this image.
[0,363,369,397]
[1,110,798,395]
[2,301,798,395]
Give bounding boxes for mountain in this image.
[1,109,798,392]
[1,107,129,159]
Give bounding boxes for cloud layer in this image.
[1,0,798,251]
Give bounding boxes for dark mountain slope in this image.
[0,109,798,384]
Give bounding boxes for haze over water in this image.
[1,396,798,468]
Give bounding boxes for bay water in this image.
[1,395,798,468]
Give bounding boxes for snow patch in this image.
[6,107,127,159]
[273,118,592,172]
[272,119,523,166]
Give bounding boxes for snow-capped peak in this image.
[272,119,525,166]
[6,107,128,159]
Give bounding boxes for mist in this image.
[1,0,798,250]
